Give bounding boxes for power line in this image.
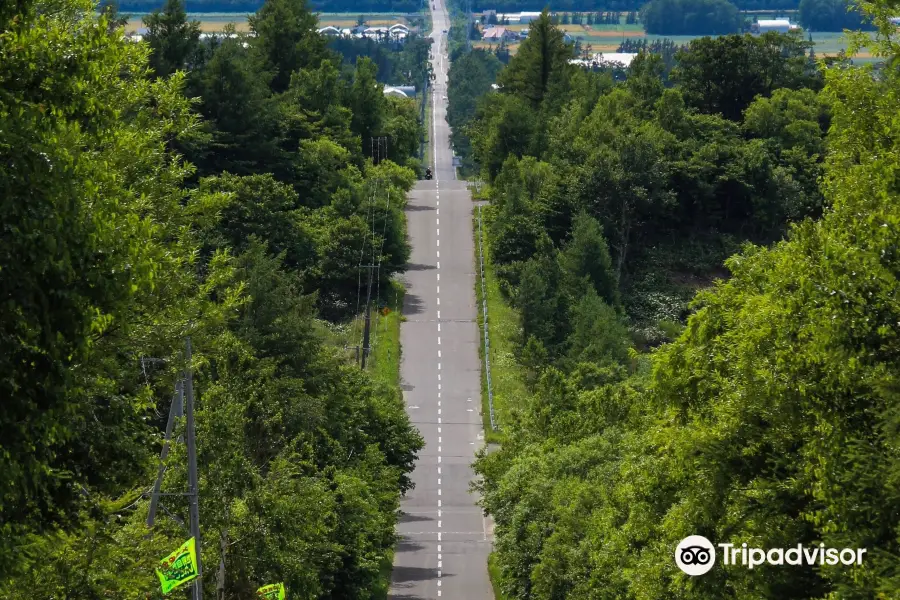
[371,149,393,354]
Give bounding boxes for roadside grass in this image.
[366,280,404,598]
[473,205,529,444]
[374,550,395,599]
[488,552,510,600]
[367,279,405,389]
[423,88,433,168]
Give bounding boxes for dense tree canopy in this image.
[0,0,425,595]
[798,0,876,31]
[641,0,744,35]
[450,1,900,598]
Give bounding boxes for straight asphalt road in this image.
[387,0,494,598]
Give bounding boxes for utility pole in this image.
[185,338,203,600]
[147,381,183,527]
[361,265,376,369]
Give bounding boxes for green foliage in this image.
[143,0,201,77]
[496,10,575,109]
[467,1,900,598]
[350,56,387,154]
[640,0,744,35]
[447,49,503,170]
[0,0,425,594]
[799,0,876,31]
[249,0,328,93]
[559,212,620,308]
[672,32,822,121]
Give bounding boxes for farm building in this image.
[482,26,517,41]
[570,52,638,68]
[751,19,801,34]
[518,12,542,23]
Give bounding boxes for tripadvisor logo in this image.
[676,535,716,576]
[675,536,867,576]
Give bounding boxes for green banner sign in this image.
[257,582,286,599]
[156,537,199,595]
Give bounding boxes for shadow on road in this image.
[406,263,436,271]
[391,566,455,585]
[403,292,425,315]
[398,512,435,524]
[406,203,435,212]
[395,538,429,553]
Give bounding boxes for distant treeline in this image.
[469,0,798,10]
[115,0,422,12]
[114,0,805,12]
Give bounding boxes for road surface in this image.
[388,1,494,598]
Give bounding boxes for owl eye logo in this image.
[675,536,716,575]
[680,546,712,565]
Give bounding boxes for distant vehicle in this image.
[425,167,433,180]
[442,29,447,32]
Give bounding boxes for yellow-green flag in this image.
[156,537,199,595]
[257,582,286,599]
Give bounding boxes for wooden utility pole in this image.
[185,338,203,600]
[361,265,376,369]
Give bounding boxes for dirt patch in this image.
[198,20,251,32]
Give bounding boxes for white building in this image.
[518,12,542,23]
[570,52,638,69]
[752,19,800,34]
[493,13,521,23]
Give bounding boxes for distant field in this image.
[123,11,418,33]
[476,16,870,58]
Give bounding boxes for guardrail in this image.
[476,201,497,432]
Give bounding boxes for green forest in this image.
[448,4,900,599]
[0,0,429,596]
[115,0,423,12]
[111,0,806,16]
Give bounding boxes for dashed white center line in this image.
[437,273,440,281]
[437,229,440,237]
[437,286,440,294]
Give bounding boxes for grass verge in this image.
[373,550,395,599]
[367,279,405,598]
[473,205,530,444]
[488,552,509,600]
[423,86,434,168]
[368,279,405,389]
